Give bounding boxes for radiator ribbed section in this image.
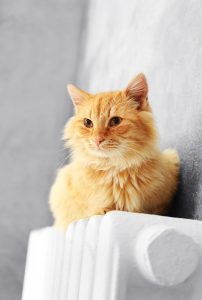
[22,211,202,300]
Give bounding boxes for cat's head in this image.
[64,73,158,168]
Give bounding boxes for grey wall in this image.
[0,0,86,299]
[1,0,202,299]
[78,0,202,219]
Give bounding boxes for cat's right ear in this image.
[67,84,89,108]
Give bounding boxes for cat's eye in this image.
[83,118,93,128]
[109,116,122,127]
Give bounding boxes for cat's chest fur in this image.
[83,166,143,212]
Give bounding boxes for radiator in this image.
[22,211,202,300]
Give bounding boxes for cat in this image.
[49,73,180,228]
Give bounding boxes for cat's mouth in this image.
[87,140,118,157]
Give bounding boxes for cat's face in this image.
[64,74,158,162]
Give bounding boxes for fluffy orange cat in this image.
[49,73,180,228]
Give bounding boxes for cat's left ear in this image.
[125,73,148,109]
[67,84,90,108]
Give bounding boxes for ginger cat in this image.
[49,73,180,228]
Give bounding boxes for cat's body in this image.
[49,74,180,228]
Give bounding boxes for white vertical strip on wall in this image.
[22,212,202,300]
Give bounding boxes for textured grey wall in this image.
[0,0,86,299]
[78,0,202,219]
[1,0,202,299]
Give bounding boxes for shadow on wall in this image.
[147,1,202,220]
[170,135,202,220]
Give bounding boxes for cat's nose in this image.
[94,137,105,146]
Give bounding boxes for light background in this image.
[0,0,202,299]
[0,0,86,299]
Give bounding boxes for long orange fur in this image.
[49,73,180,228]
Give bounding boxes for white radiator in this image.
[22,211,202,300]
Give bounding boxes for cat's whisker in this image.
[56,151,72,168]
[57,147,64,151]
